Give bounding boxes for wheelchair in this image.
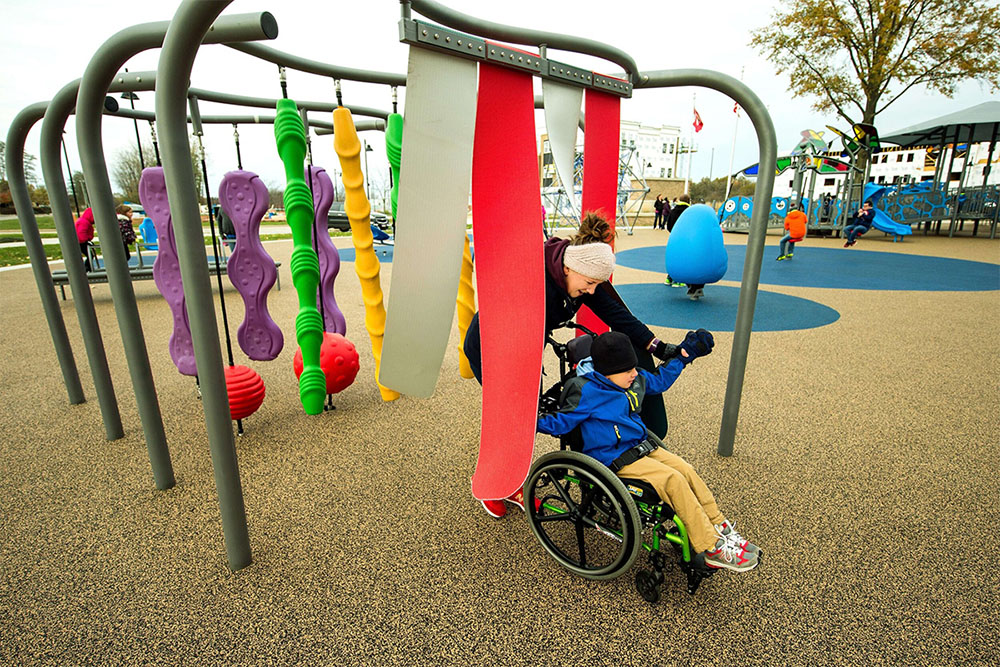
[524,323,717,603]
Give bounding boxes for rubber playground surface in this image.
[1,226,997,664]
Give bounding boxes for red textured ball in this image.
[225,364,266,420]
[293,332,360,395]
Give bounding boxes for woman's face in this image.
[563,266,601,297]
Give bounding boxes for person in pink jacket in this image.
[75,207,95,272]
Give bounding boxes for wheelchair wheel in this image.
[635,569,662,604]
[524,451,642,581]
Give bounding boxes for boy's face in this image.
[604,366,638,389]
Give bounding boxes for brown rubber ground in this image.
[1,227,997,665]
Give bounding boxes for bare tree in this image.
[751,0,1000,170]
[111,140,202,204]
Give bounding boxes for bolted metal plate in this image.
[403,19,487,59]
[592,74,632,96]
[484,43,543,73]
[399,19,631,97]
[547,59,594,87]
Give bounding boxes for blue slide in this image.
[864,183,911,239]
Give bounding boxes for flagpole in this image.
[724,67,744,202]
[685,92,695,195]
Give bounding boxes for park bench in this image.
[51,242,281,300]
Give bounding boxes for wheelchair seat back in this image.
[565,334,593,367]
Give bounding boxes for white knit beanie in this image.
[563,242,615,282]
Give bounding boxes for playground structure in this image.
[4,0,777,572]
[541,142,652,236]
[721,113,1000,239]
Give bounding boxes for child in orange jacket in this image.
[777,203,807,260]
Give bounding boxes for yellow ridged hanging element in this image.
[456,234,476,379]
[332,106,399,402]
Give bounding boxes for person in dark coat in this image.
[664,194,693,290]
[660,197,671,229]
[653,195,664,228]
[116,204,136,262]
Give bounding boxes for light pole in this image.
[363,140,373,203]
[120,80,145,173]
[62,135,82,216]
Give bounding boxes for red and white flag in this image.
[693,108,704,133]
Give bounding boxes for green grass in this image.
[0,232,59,244]
[0,215,55,231]
[0,244,63,267]
[0,231,344,268]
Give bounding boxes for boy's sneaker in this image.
[481,499,507,519]
[688,287,704,300]
[775,255,785,261]
[785,253,793,259]
[665,277,686,288]
[703,537,758,572]
[716,521,761,556]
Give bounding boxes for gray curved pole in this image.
[188,87,390,120]
[76,16,277,497]
[638,69,777,457]
[408,0,639,81]
[112,105,339,131]
[40,82,124,439]
[226,42,406,87]
[72,23,175,487]
[157,1,276,571]
[314,119,386,135]
[5,103,85,405]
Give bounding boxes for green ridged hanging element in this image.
[274,98,325,415]
[385,113,403,220]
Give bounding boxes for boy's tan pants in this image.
[617,448,725,553]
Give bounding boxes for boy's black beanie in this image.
[591,331,637,377]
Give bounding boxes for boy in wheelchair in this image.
[536,330,760,573]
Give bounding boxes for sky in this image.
[1,0,996,199]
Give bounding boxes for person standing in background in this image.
[116,204,136,262]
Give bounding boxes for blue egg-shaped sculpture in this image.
[665,204,728,284]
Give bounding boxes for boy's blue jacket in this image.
[537,358,685,467]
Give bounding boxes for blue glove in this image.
[677,328,714,365]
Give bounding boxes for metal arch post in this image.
[76,15,276,500]
[187,87,391,120]
[155,1,277,572]
[226,42,406,87]
[39,83,126,439]
[637,69,777,457]
[5,102,85,406]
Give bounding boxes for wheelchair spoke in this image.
[535,511,573,524]
[551,478,579,512]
